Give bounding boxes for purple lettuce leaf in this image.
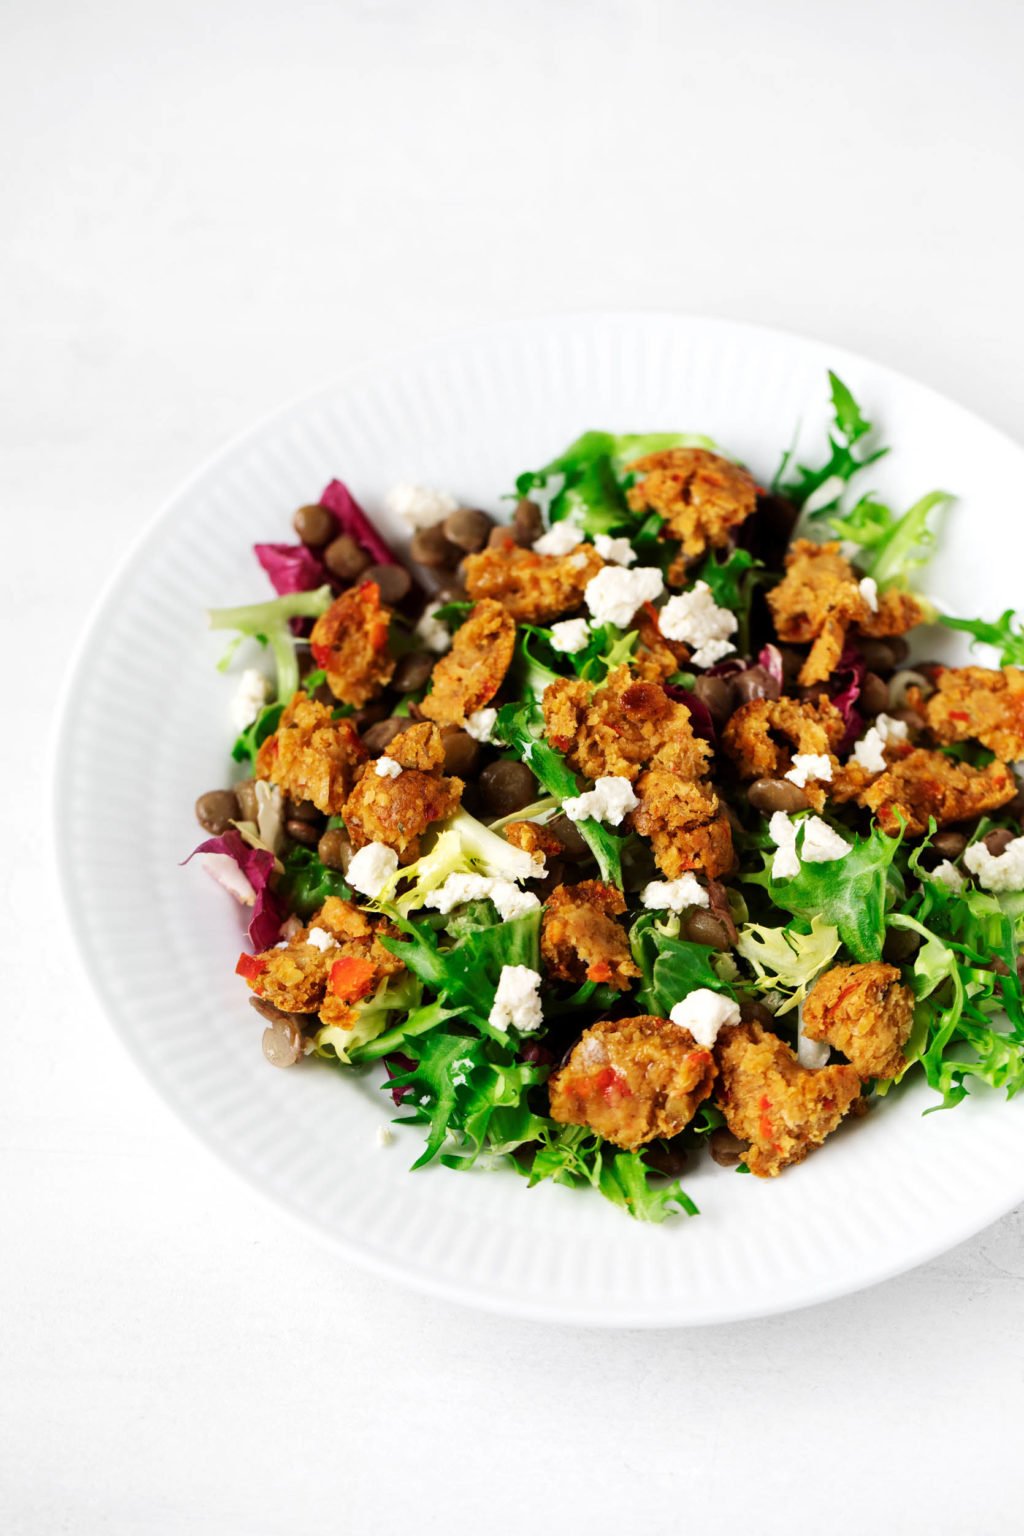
[183,829,284,952]
[757,643,785,690]
[663,682,717,748]
[384,1052,417,1105]
[319,479,398,567]
[831,645,866,754]
[254,541,327,597]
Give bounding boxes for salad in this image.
[189,375,1024,1222]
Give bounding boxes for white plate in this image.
[55,313,1024,1327]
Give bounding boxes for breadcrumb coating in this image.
[463,538,604,624]
[256,691,367,814]
[541,880,641,991]
[924,665,1024,762]
[713,1021,861,1176]
[625,448,758,559]
[548,1014,717,1149]
[420,599,516,727]
[342,723,463,862]
[802,962,913,1080]
[309,580,396,706]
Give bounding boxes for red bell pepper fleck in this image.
[329,955,377,1003]
[235,952,266,982]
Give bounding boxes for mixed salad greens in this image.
[189,374,1024,1222]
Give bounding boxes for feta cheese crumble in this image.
[875,712,909,745]
[464,708,498,743]
[768,811,801,880]
[414,601,452,654]
[346,841,399,899]
[386,482,459,530]
[640,875,710,912]
[489,965,544,1034]
[657,580,738,669]
[668,988,740,1048]
[230,668,270,731]
[375,756,403,779]
[376,1124,394,1148]
[932,859,965,893]
[562,775,639,827]
[424,873,541,922]
[797,1017,831,1069]
[534,518,584,557]
[802,817,853,863]
[852,727,887,774]
[549,618,592,654]
[768,812,852,878]
[964,834,1024,892]
[784,753,833,789]
[593,533,636,567]
[305,926,335,953]
[584,565,665,630]
[858,576,879,613]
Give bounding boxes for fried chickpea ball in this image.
[541,880,641,991]
[310,580,396,706]
[420,599,515,727]
[802,962,913,1081]
[256,692,367,815]
[548,1014,717,1149]
[713,1021,862,1177]
[625,448,758,559]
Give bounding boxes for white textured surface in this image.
[52,311,1024,1324]
[6,0,1024,1531]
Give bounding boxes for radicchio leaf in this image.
[831,644,866,754]
[254,541,326,596]
[663,682,717,748]
[319,478,399,567]
[757,643,785,690]
[183,829,284,952]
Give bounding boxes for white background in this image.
[5,0,1024,1531]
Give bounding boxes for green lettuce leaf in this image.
[208,585,332,701]
[734,915,841,1013]
[495,699,626,885]
[744,820,902,962]
[940,608,1024,667]
[629,912,736,1016]
[827,489,951,592]
[774,371,888,512]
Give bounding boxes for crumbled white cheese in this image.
[852,727,887,774]
[964,835,1024,892]
[549,618,592,654]
[768,811,801,880]
[465,708,498,743]
[200,854,256,906]
[668,988,740,1048]
[562,775,639,827]
[859,576,879,613]
[796,1016,831,1069]
[875,712,909,745]
[375,756,403,779]
[230,668,270,731]
[593,534,636,567]
[306,926,335,953]
[584,565,665,630]
[784,753,833,789]
[346,841,399,898]
[801,817,853,863]
[657,581,738,669]
[932,859,966,893]
[768,811,850,877]
[386,482,459,530]
[424,873,541,922]
[534,518,584,556]
[640,875,710,912]
[376,1123,394,1148]
[489,965,544,1034]
[414,602,452,654]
